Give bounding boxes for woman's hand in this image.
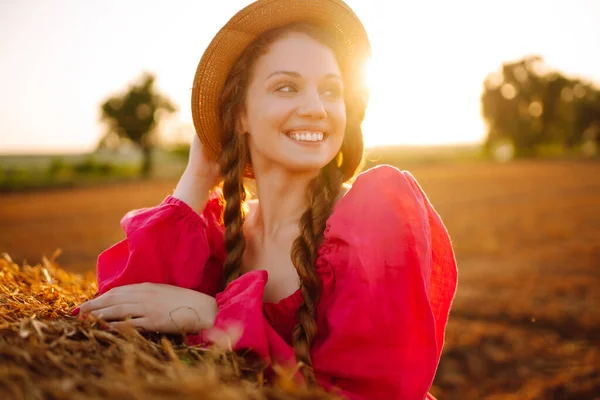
[173,134,222,214]
[74,283,217,334]
[185,133,221,184]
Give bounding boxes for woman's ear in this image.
[237,109,249,135]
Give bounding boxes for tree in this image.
[481,55,600,158]
[98,72,177,178]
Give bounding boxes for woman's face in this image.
[240,32,346,174]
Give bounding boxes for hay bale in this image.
[0,252,340,400]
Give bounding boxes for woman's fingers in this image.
[79,292,122,314]
[108,317,153,332]
[73,283,217,334]
[78,284,151,314]
[89,303,142,321]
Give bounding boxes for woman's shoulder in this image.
[330,165,426,225]
[318,165,439,294]
[351,164,421,193]
[321,165,433,257]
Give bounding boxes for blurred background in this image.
[0,1,599,399]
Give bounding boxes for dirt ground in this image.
[1,159,599,399]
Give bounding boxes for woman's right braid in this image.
[291,163,344,385]
[219,70,249,288]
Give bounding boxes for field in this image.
[1,159,599,399]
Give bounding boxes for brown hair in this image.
[218,22,368,385]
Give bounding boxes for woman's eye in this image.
[323,87,343,98]
[275,83,296,93]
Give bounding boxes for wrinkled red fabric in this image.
[96,165,458,400]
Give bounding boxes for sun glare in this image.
[361,50,485,148]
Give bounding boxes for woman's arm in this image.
[77,137,225,332]
[76,282,218,334]
[95,191,225,296]
[95,134,225,296]
[172,133,222,214]
[308,166,457,399]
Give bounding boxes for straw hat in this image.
[191,0,371,175]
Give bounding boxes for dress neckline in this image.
[261,171,363,308]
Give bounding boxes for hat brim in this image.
[191,0,370,177]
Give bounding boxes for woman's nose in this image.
[297,90,327,119]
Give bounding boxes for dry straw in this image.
[0,251,341,400]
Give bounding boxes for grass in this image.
[0,149,187,193]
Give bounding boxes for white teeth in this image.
[287,130,325,142]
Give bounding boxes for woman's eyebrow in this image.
[267,70,301,79]
[267,71,342,81]
[325,73,343,82]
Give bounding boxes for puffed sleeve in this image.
[310,165,458,400]
[96,190,226,297]
[193,270,296,368]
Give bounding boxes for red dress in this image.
[96,165,458,400]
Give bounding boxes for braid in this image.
[219,65,249,288]
[291,163,344,385]
[220,133,248,287]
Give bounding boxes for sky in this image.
[0,0,599,154]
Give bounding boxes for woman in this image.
[74,1,458,399]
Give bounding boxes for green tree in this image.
[99,72,177,178]
[481,55,600,158]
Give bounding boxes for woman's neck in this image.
[252,167,318,238]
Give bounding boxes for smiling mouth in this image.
[285,130,326,142]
